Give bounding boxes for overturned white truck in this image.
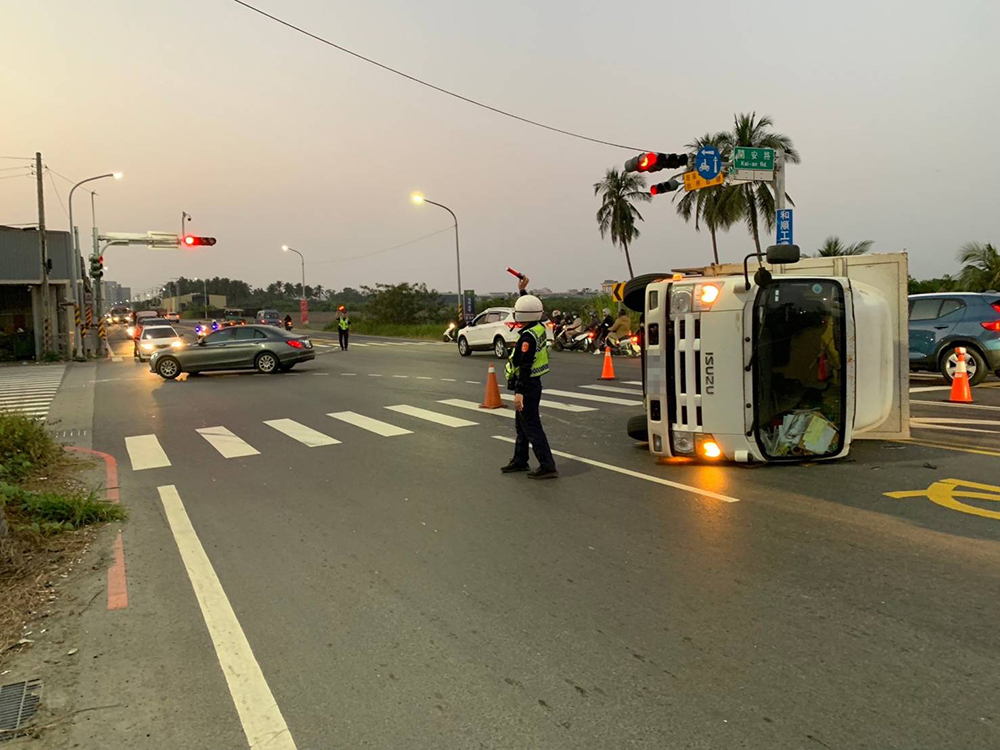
[623,248,909,463]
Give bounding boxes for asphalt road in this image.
[53,324,1000,748]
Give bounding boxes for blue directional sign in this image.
[776,209,794,246]
[695,146,721,181]
[462,289,476,321]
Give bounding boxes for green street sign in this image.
[732,147,774,171]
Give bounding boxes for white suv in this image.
[457,307,553,358]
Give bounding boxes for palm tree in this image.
[815,237,874,257]
[594,168,651,278]
[957,241,1000,291]
[674,132,744,264]
[719,113,800,254]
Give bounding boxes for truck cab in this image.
[625,251,908,463]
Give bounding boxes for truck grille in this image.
[672,313,703,431]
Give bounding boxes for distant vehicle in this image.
[130,317,171,345]
[456,307,554,358]
[165,311,181,323]
[255,309,281,326]
[908,292,1000,385]
[135,325,182,362]
[222,308,246,327]
[110,306,131,324]
[149,325,315,379]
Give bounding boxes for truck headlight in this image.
[672,431,695,453]
[696,434,724,459]
[694,283,721,310]
[670,289,692,315]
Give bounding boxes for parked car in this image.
[255,309,282,326]
[135,325,183,362]
[456,307,554,358]
[908,292,1000,385]
[149,325,315,379]
[165,311,181,323]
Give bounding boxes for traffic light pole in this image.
[774,149,786,212]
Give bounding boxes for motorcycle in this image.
[554,328,596,353]
[210,319,220,332]
[284,319,293,331]
[195,322,210,338]
[443,322,457,342]
[607,334,641,358]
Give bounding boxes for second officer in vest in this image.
[336,305,350,351]
[502,277,558,480]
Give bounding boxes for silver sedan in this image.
[149,325,315,379]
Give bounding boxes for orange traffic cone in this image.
[949,347,973,403]
[599,346,616,380]
[480,364,505,409]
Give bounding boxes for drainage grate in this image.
[0,679,42,743]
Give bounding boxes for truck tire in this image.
[627,414,649,443]
[621,273,671,313]
[939,344,988,386]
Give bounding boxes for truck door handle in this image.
[933,325,948,329]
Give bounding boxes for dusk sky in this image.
[3,0,997,297]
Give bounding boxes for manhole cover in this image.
[0,679,42,743]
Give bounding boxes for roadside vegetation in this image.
[0,411,126,663]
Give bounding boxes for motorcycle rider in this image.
[606,308,632,347]
[283,314,293,331]
[594,307,614,353]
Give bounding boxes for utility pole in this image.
[774,149,786,212]
[35,152,52,358]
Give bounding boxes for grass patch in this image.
[0,411,61,483]
[323,321,444,339]
[1,483,126,535]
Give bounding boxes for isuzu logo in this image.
[704,352,715,395]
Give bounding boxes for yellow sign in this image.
[885,478,1000,521]
[611,282,626,302]
[683,171,725,192]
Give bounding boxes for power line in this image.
[0,173,32,181]
[45,166,97,195]
[230,0,649,152]
[45,169,69,219]
[310,226,454,264]
[0,165,32,173]
[0,156,34,161]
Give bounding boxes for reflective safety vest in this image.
[338,316,350,330]
[505,323,550,382]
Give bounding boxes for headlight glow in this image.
[141,342,154,350]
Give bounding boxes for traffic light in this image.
[650,179,682,196]
[182,235,217,247]
[89,254,104,279]
[624,152,689,173]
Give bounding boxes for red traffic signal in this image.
[182,235,217,247]
[650,179,682,196]
[624,152,689,173]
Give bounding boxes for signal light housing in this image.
[624,152,689,173]
[650,179,682,196]
[89,254,104,279]
[182,235,217,247]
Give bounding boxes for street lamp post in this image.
[411,193,462,304]
[281,245,307,320]
[181,211,192,239]
[68,171,122,358]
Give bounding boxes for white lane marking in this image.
[623,380,643,386]
[124,434,171,470]
[340,373,356,376]
[393,375,409,379]
[264,418,341,447]
[909,385,952,393]
[580,384,644,395]
[368,373,383,377]
[499,393,596,413]
[491,436,740,503]
[364,342,391,347]
[111,356,124,362]
[0,396,56,404]
[912,399,1000,412]
[349,343,370,347]
[0,386,61,395]
[327,411,412,437]
[911,417,1000,426]
[440,378,457,382]
[909,421,999,435]
[385,404,478,428]
[544,388,643,406]
[196,426,261,458]
[437,398,515,419]
[415,376,433,380]
[157,485,298,750]
[465,380,480,385]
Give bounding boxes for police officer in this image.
[501,274,558,480]
[336,305,350,350]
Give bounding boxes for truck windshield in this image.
[753,280,846,459]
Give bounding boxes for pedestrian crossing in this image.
[0,365,66,420]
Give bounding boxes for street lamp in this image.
[281,245,307,301]
[410,192,462,303]
[181,211,192,239]
[68,171,122,357]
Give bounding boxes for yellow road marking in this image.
[886,478,1000,521]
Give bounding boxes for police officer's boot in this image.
[500,459,529,474]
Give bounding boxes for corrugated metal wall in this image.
[0,227,75,282]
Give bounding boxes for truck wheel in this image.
[940,345,987,386]
[458,337,471,357]
[494,337,508,358]
[622,273,671,313]
[627,414,649,443]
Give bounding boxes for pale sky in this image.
[3,0,998,296]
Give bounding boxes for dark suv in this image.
[908,293,1000,384]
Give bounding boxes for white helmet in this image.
[514,294,544,323]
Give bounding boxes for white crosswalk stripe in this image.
[385,404,478,428]
[125,434,172,470]
[0,364,66,419]
[544,388,642,406]
[438,398,515,419]
[327,411,412,437]
[580,384,644,395]
[623,380,643,386]
[499,393,596,412]
[197,426,261,458]
[264,419,341,447]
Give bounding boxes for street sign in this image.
[728,168,774,184]
[732,147,774,171]
[299,298,309,325]
[462,289,476,321]
[695,147,721,181]
[611,282,626,303]
[683,171,725,192]
[776,209,793,246]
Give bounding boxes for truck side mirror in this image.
[766,244,800,264]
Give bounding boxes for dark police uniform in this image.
[505,318,556,476]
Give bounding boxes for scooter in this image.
[443,322,457,342]
[607,334,641,358]
[284,319,293,331]
[555,328,596,353]
[195,322,210,338]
